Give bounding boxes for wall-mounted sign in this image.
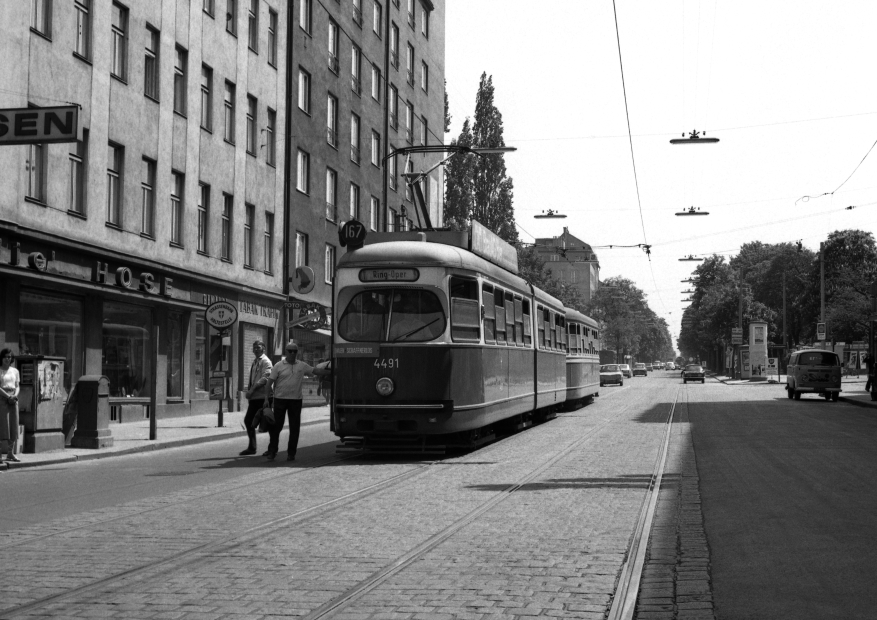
[205,300,238,330]
[339,219,367,248]
[0,105,79,145]
[359,268,419,282]
[291,266,315,294]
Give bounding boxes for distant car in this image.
[619,363,632,378]
[653,361,664,370]
[665,362,676,370]
[600,364,624,386]
[786,349,841,401]
[633,363,647,377]
[682,364,706,384]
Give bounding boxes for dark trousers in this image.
[244,397,272,449]
[267,398,303,456]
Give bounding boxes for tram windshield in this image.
[339,288,446,342]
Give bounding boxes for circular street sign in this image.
[205,301,238,330]
[339,219,367,248]
[291,266,316,294]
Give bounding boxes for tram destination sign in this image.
[0,105,80,145]
[470,220,518,274]
[359,268,419,282]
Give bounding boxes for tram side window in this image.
[513,296,523,346]
[482,285,495,344]
[522,300,532,346]
[556,314,566,353]
[537,305,545,348]
[494,288,507,344]
[504,292,515,345]
[547,310,556,350]
[449,277,480,342]
[568,323,578,355]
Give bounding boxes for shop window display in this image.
[102,301,152,397]
[167,311,184,399]
[18,290,84,392]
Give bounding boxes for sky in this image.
[443,0,877,351]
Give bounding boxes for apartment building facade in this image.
[286,0,445,361]
[0,0,288,433]
[535,227,601,302]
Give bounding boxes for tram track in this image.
[0,386,637,619]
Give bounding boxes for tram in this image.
[331,223,601,451]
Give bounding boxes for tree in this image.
[443,73,517,244]
[443,79,451,133]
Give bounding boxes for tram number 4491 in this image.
[373,358,400,369]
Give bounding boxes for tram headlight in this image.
[375,377,395,397]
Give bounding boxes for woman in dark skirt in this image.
[0,348,21,462]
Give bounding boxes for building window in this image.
[406,0,414,28]
[32,0,52,37]
[371,64,381,101]
[299,0,311,33]
[351,46,362,96]
[244,203,254,267]
[68,130,87,214]
[325,244,336,284]
[387,206,397,232]
[144,27,160,99]
[327,93,338,147]
[75,0,91,59]
[405,159,413,201]
[295,231,308,267]
[350,113,360,163]
[102,301,152,398]
[200,64,213,130]
[197,183,209,253]
[111,3,128,80]
[171,171,184,245]
[372,1,382,37]
[421,4,429,37]
[106,143,122,225]
[204,0,214,16]
[326,168,337,221]
[266,108,276,165]
[296,149,309,193]
[349,183,360,220]
[421,61,428,92]
[406,43,414,86]
[420,115,427,145]
[246,94,257,154]
[390,23,399,68]
[267,8,277,65]
[224,80,236,142]
[221,194,232,260]
[388,152,396,191]
[405,101,413,144]
[226,0,237,35]
[264,211,273,272]
[389,84,398,128]
[174,46,188,115]
[167,311,184,399]
[369,196,378,230]
[328,20,339,73]
[352,0,363,27]
[141,157,155,236]
[298,68,310,113]
[371,130,380,166]
[248,0,258,51]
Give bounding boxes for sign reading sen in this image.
[0,105,80,145]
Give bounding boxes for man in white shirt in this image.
[263,342,329,461]
[240,340,272,456]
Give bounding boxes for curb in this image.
[1,418,329,472]
[839,395,877,410]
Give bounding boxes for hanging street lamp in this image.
[670,129,720,145]
[675,206,709,216]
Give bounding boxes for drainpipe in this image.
[281,3,295,346]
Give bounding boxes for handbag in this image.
[254,406,275,433]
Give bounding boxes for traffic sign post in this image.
[816,322,826,341]
[205,302,239,427]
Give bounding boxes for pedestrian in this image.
[865,353,873,392]
[240,340,273,456]
[263,342,329,461]
[316,359,332,405]
[0,348,22,462]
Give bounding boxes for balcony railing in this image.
[389,111,398,129]
[328,53,339,74]
[351,76,362,96]
[353,7,363,27]
[327,127,338,148]
[350,144,360,164]
[405,127,412,145]
[326,202,337,221]
[406,69,414,86]
[407,11,415,28]
[390,51,398,69]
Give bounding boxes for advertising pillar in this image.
[749,321,768,381]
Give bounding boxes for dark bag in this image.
[253,406,275,433]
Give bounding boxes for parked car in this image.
[619,363,632,378]
[600,364,624,386]
[786,349,841,401]
[682,364,706,383]
[633,363,647,377]
[653,361,664,370]
[666,362,676,370]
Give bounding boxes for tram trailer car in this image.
[331,231,601,451]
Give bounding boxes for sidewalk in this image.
[709,373,876,409]
[1,404,332,472]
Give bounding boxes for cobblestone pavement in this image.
[0,380,699,620]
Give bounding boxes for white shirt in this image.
[267,358,314,400]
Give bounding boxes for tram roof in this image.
[565,307,598,327]
[338,240,565,309]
